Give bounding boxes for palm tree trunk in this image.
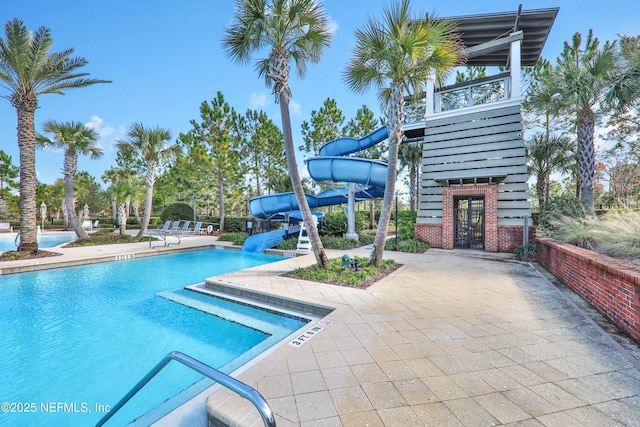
[278,93,329,268]
[136,162,156,239]
[61,198,69,231]
[578,107,596,213]
[15,101,38,252]
[117,203,127,236]
[371,83,403,267]
[65,151,89,239]
[218,167,225,233]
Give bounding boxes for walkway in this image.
[197,247,640,427]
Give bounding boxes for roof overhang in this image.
[434,173,507,186]
[439,7,559,66]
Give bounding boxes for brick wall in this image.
[498,225,536,252]
[537,238,640,344]
[414,223,442,248]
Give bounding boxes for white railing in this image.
[403,72,512,125]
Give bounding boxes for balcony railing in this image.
[403,72,512,125]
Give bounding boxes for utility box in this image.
[341,254,354,269]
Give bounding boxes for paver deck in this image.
[3,236,639,426]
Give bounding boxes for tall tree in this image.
[0,18,109,252]
[238,109,286,196]
[102,167,135,235]
[116,123,177,238]
[299,97,345,156]
[525,132,572,210]
[223,0,332,268]
[0,150,19,195]
[37,120,103,239]
[398,141,422,210]
[344,0,463,266]
[540,30,635,212]
[186,92,244,232]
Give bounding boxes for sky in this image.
[1,0,639,188]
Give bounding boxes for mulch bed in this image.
[283,262,403,290]
[0,250,63,262]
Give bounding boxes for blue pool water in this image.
[0,249,305,426]
[0,233,76,251]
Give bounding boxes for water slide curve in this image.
[242,126,389,252]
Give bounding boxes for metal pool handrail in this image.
[95,351,276,427]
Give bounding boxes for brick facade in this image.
[415,184,533,253]
[537,238,640,344]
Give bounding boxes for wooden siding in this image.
[417,104,531,225]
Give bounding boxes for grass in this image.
[286,256,399,289]
[542,210,640,264]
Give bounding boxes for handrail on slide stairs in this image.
[95,351,276,427]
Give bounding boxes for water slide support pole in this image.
[345,182,358,241]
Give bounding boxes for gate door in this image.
[454,196,485,249]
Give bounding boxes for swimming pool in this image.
[0,249,307,426]
[0,232,76,251]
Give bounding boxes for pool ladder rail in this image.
[95,351,276,427]
[147,229,181,248]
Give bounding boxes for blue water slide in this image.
[240,225,301,253]
[242,126,389,252]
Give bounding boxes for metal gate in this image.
[454,196,485,249]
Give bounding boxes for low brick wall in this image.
[537,238,640,344]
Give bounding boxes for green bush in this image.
[321,212,347,237]
[206,216,251,233]
[275,234,374,251]
[217,232,249,246]
[161,203,194,222]
[397,210,416,240]
[384,238,430,253]
[320,211,368,237]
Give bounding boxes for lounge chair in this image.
[148,220,170,234]
[169,220,181,232]
[82,220,93,231]
[177,220,192,235]
[182,221,203,236]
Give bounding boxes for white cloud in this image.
[85,115,126,152]
[327,16,339,36]
[289,100,302,117]
[249,92,268,109]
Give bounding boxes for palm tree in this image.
[398,141,423,211]
[525,133,572,210]
[102,167,135,236]
[539,30,635,213]
[116,123,177,239]
[344,0,463,266]
[223,0,332,268]
[37,120,102,239]
[0,18,109,252]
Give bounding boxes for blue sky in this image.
[1,0,639,186]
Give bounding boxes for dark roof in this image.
[440,7,559,67]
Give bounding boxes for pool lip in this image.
[0,236,301,275]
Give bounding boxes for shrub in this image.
[538,195,586,236]
[321,212,347,237]
[161,203,194,222]
[397,210,416,240]
[384,238,430,253]
[217,232,249,246]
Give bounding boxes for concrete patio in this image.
[198,247,640,427]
